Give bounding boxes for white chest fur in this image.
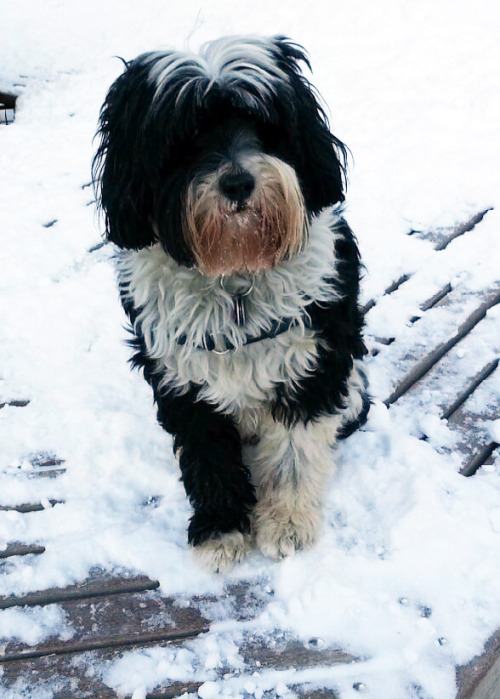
[117,206,344,417]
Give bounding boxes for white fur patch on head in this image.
[147,36,289,108]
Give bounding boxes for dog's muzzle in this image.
[183,155,308,277]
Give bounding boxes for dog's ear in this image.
[272,37,348,211]
[93,58,158,249]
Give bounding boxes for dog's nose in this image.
[219,170,255,203]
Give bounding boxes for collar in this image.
[176,313,312,354]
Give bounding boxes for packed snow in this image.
[1,1,499,697]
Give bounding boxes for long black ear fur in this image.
[92,58,160,249]
[272,37,348,211]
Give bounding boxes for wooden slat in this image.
[2,626,205,663]
[0,589,209,696]
[27,468,66,479]
[408,209,493,250]
[0,399,30,409]
[461,443,499,477]
[443,360,499,475]
[457,629,500,699]
[0,590,208,659]
[442,359,499,420]
[385,289,500,406]
[0,647,203,698]
[434,209,493,251]
[410,283,453,322]
[0,544,45,559]
[0,500,63,513]
[242,637,357,670]
[362,274,411,315]
[0,574,160,609]
[295,690,341,698]
[0,653,118,698]
[30,456,65,468]
[379,305,498,423]
[147,682,204,698]
[419,282,453,311]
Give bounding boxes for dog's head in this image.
[93,36,347,276]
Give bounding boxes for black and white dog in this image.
[93,35,369,572]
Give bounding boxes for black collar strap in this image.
[176,314,312,354]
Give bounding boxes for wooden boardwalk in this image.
[1,210,499,698]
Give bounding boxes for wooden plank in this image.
[362,274,411,315]
[0,543,45,559]
[147,682,204,698]
[380,306,498,423]
[0,574,160,609]
[30,455,65,468]
[295,690,340,698]
[461,443,499,477]
[442,360,499,475]
[27,467,66,479]
[385,288,500,406]
[0,653,119,698]
[0,500,63,513]
[457,629,500,699]
[242,637,357,670]
[0,399,30,409]
[409,283,453,322]
[442,359,499,420]
[0,647,203,698]
[408,209,493,250]
[434,209,493,251]
[0,589,209,695]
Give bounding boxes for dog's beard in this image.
[184,156,307,277]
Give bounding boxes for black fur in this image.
[93,36,347,263]
[94,36,369,558]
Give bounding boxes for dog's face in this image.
[93,36,347,276]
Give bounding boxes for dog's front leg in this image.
[248,412,342,559]
[156,393,256,572]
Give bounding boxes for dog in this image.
[93,35,370,572]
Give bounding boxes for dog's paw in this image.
[254,505,320,560]
[193,531,253,573]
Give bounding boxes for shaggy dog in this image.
[93,35,369,572]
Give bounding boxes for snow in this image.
[1,1,499,697]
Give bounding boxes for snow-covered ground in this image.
[1,1,499,697]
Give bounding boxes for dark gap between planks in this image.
[0,627,209,663]
[0,576,160,610]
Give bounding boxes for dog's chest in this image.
[123,267,320,414]
[118,208,343,415]
[168,327,319,415]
